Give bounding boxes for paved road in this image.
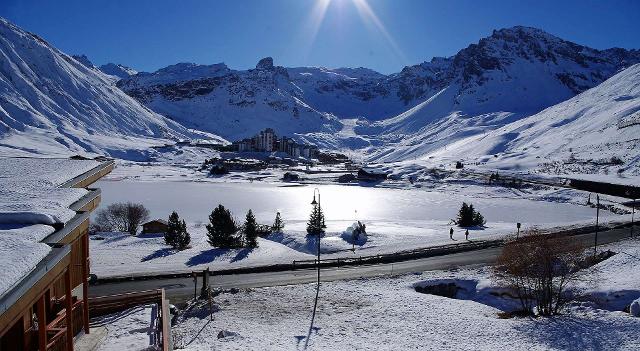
[89,225,637,303]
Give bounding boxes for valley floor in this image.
[90,160,633,278]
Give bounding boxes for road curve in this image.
[89,225,636,303]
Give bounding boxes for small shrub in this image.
[94,202,150,235]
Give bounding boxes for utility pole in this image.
[594,195,600,255]
[192,272,197,300]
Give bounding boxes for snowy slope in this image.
[118,57,341,141]
[0,18,207,159]
[363,27,640,161]
[412,63,640,179]
[99,63,138,80]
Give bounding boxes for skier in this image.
[465,229,469,241]
[449,227,454,240]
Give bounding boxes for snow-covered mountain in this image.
[117,26,639,149]
[99,63,138,80]
[359,26,640,161]
[421,63,640,178]
[118,57,341,141]
[0,18,213,159]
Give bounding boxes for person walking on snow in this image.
[449,227,454,240]
[465,229,469,241]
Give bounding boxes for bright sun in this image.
[304,0,405,62]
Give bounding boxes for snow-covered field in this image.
[90,178,629,277]
[171,238,640,351]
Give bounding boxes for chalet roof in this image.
[144,219,168,226]
[0,157,113,299]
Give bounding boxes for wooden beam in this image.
[82,233,90,334]
[64,270,73,351]
[37,295,46,351]
[0,253,70,337]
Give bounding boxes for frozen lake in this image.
[91,180,612,276]
[95,180,601,228]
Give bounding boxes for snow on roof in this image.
[0,158,102,298]
[0,158,100,188]
[0,225,53,297]
[0,158,98,225]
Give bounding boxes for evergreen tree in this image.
[206,205,240,248]
[165,212,191,250]
[272,212,284,233]
[306,203,326,235]
[175,219,191,250]
[457,202,486,227]
[244,209,259,248]
[164,211,180,248]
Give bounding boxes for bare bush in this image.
[94,202,150,235]
[492,229,590,316]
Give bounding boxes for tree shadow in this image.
[141,248,176,262]
[185,249,228,267]
[230,248,252,263]
[512,314,637,350]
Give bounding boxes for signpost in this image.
[516,222,521,238]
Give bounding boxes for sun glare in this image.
[300,0,406,64]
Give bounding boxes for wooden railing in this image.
[89,289,170,351]
[44,299,83,351]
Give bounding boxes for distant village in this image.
[232,128,319,159]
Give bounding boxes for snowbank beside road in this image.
[172,259,640,350]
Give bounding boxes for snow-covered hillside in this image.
[99,63,138,80]
[0,18,213,160]
[361,27,640,161]
[118,57,341,141]
[419,63,640,178]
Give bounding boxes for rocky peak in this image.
[72,54,94,68]
[256,57,274,70]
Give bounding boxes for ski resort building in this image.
[232,128,318,159]
[0,158,114,351]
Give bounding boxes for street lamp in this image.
[311,188,321,285]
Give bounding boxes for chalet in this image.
[0,158,114,351]
[142,220,169,234]
[357,167,389,182]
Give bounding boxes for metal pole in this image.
[594,195,600,255]
[318,191,321,286]
[631,198,635,238]
[193,272,197,300]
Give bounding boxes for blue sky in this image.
[2,0,639,74]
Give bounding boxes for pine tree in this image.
[457,202,486,227]
[244,209,259,248]
[272,212,284,233]
[306,203,326,235]
[165,212,191,250]
[165,211,180,248]
[206,205,240,248]
[175,219,191,250]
